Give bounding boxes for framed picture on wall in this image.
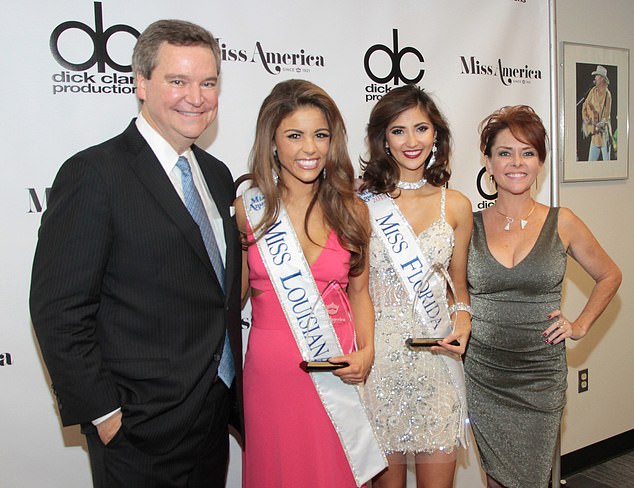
[561,42,629,182]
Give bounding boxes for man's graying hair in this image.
[132,19,221,78]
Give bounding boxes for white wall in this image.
[556,0,634,454]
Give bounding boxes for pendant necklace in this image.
[396,178,427,190]
[495,200,536,231]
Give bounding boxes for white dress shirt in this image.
[136,113,227,262]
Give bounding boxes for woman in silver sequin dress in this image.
[359,85,473,488]
[464,106,621,488]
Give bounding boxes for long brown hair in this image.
[248,79,369,275]
[360,85,452,194]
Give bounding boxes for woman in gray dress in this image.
[464,105,621,488]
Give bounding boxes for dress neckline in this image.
[245,216,336,269]
[307,228,336,269]
[393,187,451,239]
[478,207,554,270]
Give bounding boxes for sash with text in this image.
[244,188,387,485]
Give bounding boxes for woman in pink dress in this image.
[235,79,380,488]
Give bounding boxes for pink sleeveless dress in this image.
[242,228,361,488]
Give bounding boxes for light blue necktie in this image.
[176,156,234,387]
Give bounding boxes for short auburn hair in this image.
[479,105,548,162]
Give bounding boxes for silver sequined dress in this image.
[464,208,567,488]
[363,188,468,456]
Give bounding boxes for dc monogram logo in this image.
[476,167,498,200]
[364,29,425,85]
[50,2,140,73]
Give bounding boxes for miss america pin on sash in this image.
[244,188,387,486]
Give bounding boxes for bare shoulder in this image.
[444,188,473,229]
[557,206,580,223]
[445,188,473,215]
[557,206,586,234]
[556,206,594,249]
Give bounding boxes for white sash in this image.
[244,188,387,486]
[360,191,452,336]
[360,189,469,447]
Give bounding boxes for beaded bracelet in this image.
[448,302,472,316]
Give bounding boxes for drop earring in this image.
[384,141,392,156]
[426,140,438,169]
[272,149,280,185]
[486,173,496,193]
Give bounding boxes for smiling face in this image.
[385,106,435,182]
[273,105,330,187]
[486,128,543,195]
[136,42,219,154]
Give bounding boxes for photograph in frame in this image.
[561,42,629,181]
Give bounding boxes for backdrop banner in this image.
[2,1,549,486]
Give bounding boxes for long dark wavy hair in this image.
[247,79,369,275]
[360,85,452,194]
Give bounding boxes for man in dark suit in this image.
[30,19,242,487]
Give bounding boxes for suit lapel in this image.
[122,123,215,276]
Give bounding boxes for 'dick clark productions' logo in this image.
[49,2,140,95]
[475,167,498,209]
[363,29,425,103]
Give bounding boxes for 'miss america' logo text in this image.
[460,55,543,86]
[218,39,324,75]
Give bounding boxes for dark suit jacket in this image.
[30,121,243,454]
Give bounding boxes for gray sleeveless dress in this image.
[464,207,567,488]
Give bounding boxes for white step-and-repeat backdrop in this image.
[2,1,550,486]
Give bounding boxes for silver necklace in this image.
[495,200,536,231]
[396,178,427,190]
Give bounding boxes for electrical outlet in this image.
[578,368,589,393]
